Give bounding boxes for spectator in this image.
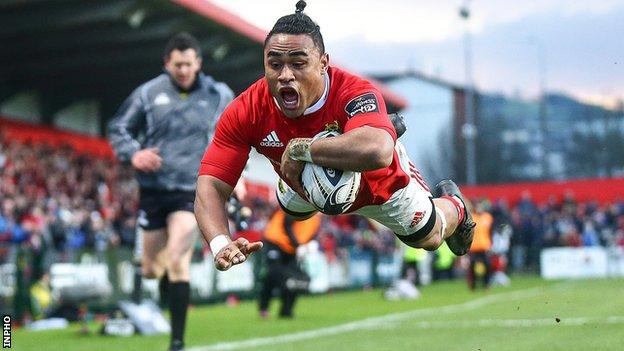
[468,200,493,290]
[258,210,321,318]
[432,242,455,281]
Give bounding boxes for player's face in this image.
[264,34,328,119]
[164,48,202,90]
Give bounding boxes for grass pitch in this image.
[12,276,624,351]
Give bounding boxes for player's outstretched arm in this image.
[195,175,263,271]
[309,126,394,171]
[213,237,263,271]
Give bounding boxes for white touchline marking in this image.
[188,287,546,351]
[378,316,624,329]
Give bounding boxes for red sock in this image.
[441,195,465,224]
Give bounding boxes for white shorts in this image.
[354,141,434,239]
[276,141,435,239]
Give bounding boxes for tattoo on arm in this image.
[288,138,313,162]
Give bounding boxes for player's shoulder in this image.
[234,78,270,106]
[330,66,377,93]
[329,67,382,116]
[242,76,270,99]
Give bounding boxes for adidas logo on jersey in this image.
[260,131,284,147]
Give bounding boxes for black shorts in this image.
[138,188,195,230]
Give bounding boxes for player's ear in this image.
[320,53,329,74]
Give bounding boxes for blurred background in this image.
[1,0,623,349]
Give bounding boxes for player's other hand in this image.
[214,238,263,271]
[131,148,162,172]
[280,149,306,199]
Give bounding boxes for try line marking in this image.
[189,287,545,351]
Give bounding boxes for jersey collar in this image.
[303,71,330,115]
[164,69,206,93]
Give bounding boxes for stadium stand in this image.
[0,118,137,258]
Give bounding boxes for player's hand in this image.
[214,237,263,271]
[280,151,307,199]
[131,148,162,172]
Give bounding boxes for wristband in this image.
[288,138,313,163]
[209,235,229,254]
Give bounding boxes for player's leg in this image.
[141,226,170,307]
[467,253,477,290]
[386,196,457,251]
[142,230,168,308]
[165,211,196,281]
[483,253,492,288]
[137,196,169,280]
[165,209,197,351]
[279,254,299,318]
[275,178,318,220]
[392,142,474,253]
[390,187,472,252]
[409,195,468,250]
[475,252,491,289]
[258,242,282,317]
[432,179,476,255]
[356,142,472,253]
[258,271,273,318]
[138,190,172,309]
[280,287,297,318]
[141,227,168,279]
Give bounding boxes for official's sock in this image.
[169,281,190,347]
[441,195,465,224]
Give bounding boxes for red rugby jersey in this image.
[199,66,409,212]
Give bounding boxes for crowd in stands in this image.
[0,131,138,268]
[481,192,624,271]
[2,131,624,274]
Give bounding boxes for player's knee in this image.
[399,228,444,251]
[167,254,189,276]
[168,255,183,271]
[167,265,189,281]
[142,264,162,279]
[422,243,440,251]
[421,233,444,251]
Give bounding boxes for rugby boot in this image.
[434,179,476,256]
[389,112,407,138]
[169,340,184,351]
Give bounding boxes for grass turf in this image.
[11,275,624,351]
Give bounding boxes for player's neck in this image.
[303,72,330,115]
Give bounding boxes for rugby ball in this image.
[301,131,361,215]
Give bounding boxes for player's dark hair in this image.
[264,0,325,54]
[164,32,202,58]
